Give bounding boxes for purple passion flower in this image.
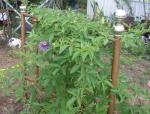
[38,41,50,52]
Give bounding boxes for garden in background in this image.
[0,0,150,114]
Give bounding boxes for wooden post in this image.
[108,35,121,114]
[21,12,26,51]
[21,12,39,77]
[36,47,39,77]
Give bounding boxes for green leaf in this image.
[70,65,80,74]
[69,47,73,56]
[66,97,76,110]
[81,52,88,62]
[72,51,80,60]
[103,39,109,46]
[59,45,68,54]
[52,69,59,75]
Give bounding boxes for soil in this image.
[0,92,23,114]
[121,59,150,106]
[0,45,150,114]
[0,46,18,69]
[0,45,23,114]
[121,59,150,89]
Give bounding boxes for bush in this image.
[122,23,150,57]
[23,8,113,114]
[1,8,150,114]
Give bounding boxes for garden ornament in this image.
[8,37,21,48]
[0,12,8,21]
[38,41,50,52]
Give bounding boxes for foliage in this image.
[1,8,150,114]
[0,69,5,88]
[12,8,114,114]
[114,73,150,114]
[122,23,150,57]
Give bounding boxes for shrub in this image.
[1,8,150,114]
[122,23,150,57]
[23,8,113,114]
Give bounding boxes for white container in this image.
[20,5,26,12]
[114,24,125,32]
[0,12,8,21]
[115,9,126,19]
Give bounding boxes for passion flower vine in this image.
[38,41,50,52]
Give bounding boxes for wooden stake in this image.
[21,12,26,51]
[108,35,121,114]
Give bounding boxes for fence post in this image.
[20,11,39,77]
[107,9,126,114]
[20,5,26,51]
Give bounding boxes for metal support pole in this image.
[108,35,121,114]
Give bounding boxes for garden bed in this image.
[0,46,18,68]
[0,46,149,113]
[0,46,23,114]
